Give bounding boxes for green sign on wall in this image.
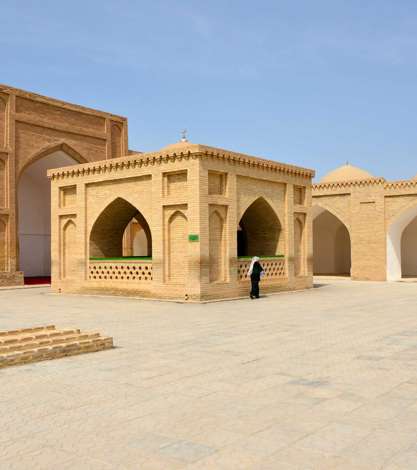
[188,234,199,242]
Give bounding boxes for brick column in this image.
[186,158,203,300]
[285,183,295,280]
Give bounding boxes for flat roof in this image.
[48,141,315,180]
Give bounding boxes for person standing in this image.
[248,256,264,299]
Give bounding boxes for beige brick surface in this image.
[313,176,417,281]
[49,141,314,301]
[0,84,128,285]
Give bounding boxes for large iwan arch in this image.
[387,204,417,281]
[17,145,86,278]
[313,205,351,276]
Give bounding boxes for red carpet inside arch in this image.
[24,277,51,285]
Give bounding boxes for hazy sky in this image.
[1,0,416,180]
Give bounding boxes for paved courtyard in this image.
[1,280,417,470]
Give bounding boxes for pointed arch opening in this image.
[387,204,417,281]
[17,146,85,280]
[89,198,152,259]
[237,197,282,257]
[313,207,351,276]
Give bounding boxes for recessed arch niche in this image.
[209,209,226,282]
[167,210,188,283]
[62,219,77,279]
[313,207,351,275]
[294,215,306,276]
[0,218,7,271]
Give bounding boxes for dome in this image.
[320,164,374,183]
[160,137,196,153]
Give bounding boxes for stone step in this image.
[0,328,81,346]
[0,325,56,337]
[0,332,101,354]
[0,326,114,368]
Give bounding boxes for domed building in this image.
[1,83,415,292]
[312,163,417,281]
[320,164,375,183]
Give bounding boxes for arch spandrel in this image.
[238,195,284,225]
[385,196,417,230]
[238,197,283,257]
[88,193,152,235]
[89,197,152,258]
[236,175,286,227]
[86,177,152,233]
[312,200,351,235]
[18,142,88,178]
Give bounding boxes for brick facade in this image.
[313,172,417,281]
[0,85,128,285]
[49,142,314,301]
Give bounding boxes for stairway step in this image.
[0,329,81,346]
[0,336,113,368]
[0,325,55,337]
[0,332,101,354]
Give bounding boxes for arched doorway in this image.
[122,220,150,257]
[387,204,417,280]
[237,197,282,257]
[313,207,351,276]
[89,198,152,259]
[17,149,83,281]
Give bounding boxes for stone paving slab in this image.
[1,279,417,469]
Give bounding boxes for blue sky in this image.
[1,0,417,180]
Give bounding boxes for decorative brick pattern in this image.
[89,260,153,282]
[237,258,286,281]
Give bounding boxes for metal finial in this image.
[181,129,188,142]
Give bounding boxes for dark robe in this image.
[250,261,264,298]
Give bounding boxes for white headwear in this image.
[248,256,260,276]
